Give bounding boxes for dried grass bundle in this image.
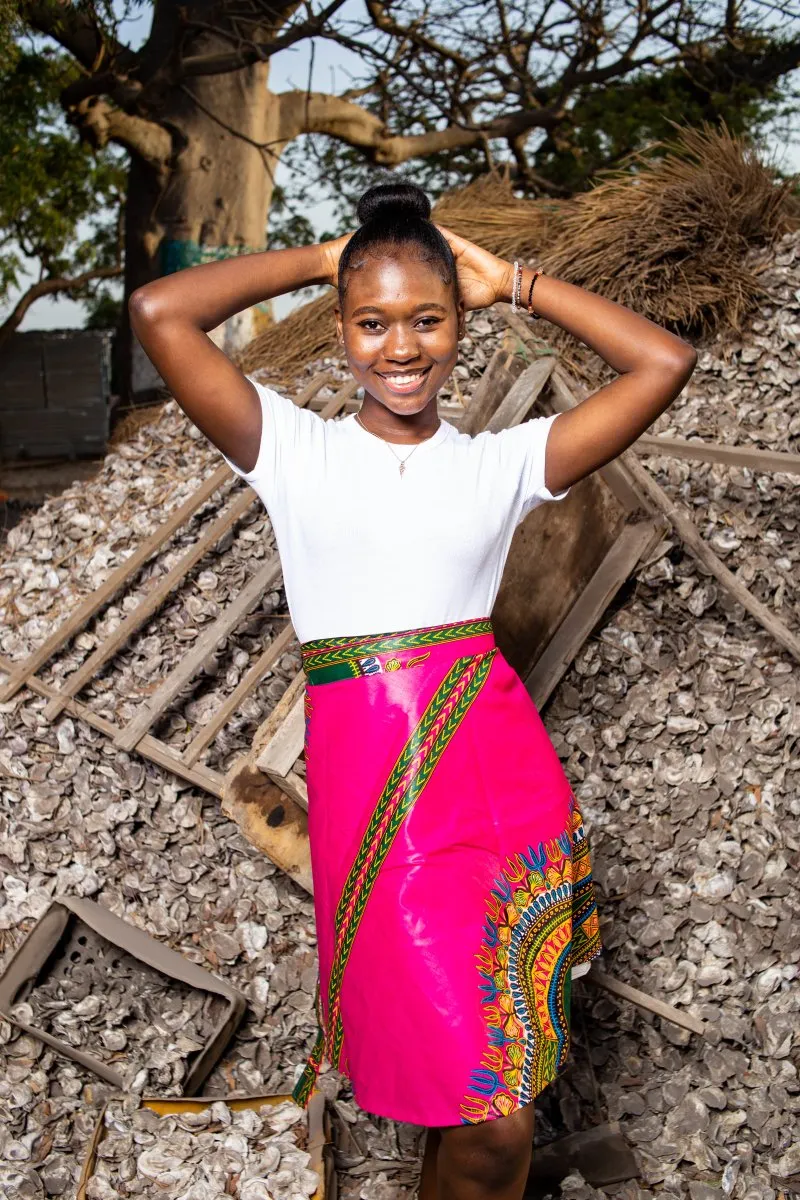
[543,124,798,336]
[235,291,338,382]
[240,125,797,382]
[431,170,569,261]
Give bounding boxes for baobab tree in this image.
[12,0,800,398]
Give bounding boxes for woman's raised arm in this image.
[438,226,697,495]
[128,238,348,475]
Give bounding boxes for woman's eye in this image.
[417,317,440,328]
[359,320,383,331]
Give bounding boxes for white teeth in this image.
[383,371,424,384]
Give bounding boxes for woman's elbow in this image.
[128,284,164,329]
[660,339,698,389]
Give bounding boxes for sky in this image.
[12,5,800,331]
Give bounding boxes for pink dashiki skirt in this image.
[291,617,602,1127]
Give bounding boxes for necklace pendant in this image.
[399,461,405,477]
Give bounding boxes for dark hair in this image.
[337,180,458,305]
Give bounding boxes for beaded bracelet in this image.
[511,260,522,311]
[527,269,543,318]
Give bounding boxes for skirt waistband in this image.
[301,617,495,686]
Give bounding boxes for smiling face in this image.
[335,252,465,418]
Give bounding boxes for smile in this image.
[376,367,431,393]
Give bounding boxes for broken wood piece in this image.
[486,357,556,433]
[256,690,306,779]
[272,768,308,812]
[587,966,707,1036]
[460,337,526,435]
[44,486,257,721]
[633,433,800,475]
[182,622,297,767]
[114,553,282,752]
[524,518,665,707]
[0,463,234,703]
[527,1122,638,1191]
[221,771,312,894]
[0,651,225,798]
[250,669,306,763]
[553,366,800,666]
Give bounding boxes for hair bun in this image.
[356,181,431,225]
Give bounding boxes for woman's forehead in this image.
[343,254,453,311]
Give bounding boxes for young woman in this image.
[130,181,696,1200]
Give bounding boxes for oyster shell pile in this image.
[9,935,229,1094]
[1,234,798,1200]
[85,1096,319,1200]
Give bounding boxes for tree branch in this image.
[19,0,136,74]
[68,98,172,172]
[178,0,348,78]
[278,90,561,165]
[0,263,123,349]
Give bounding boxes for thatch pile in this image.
[543,124,797,337]
[238,126,797,385]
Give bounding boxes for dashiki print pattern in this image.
[293,616,602,1127]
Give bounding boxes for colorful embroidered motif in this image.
[459,798,602,1124]
[292,646,496,1107]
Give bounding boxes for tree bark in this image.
[122,53,282,400]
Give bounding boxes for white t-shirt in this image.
[220,378,570,643]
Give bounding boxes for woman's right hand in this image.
[318,232,354,288]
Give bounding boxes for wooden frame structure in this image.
[3,332,799,901]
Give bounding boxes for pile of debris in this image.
[85,1096,319,1200]
[0,237,797,1200]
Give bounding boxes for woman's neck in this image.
[357,391,441,444]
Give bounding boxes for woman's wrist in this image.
[497,262,547,316]
[497,260,517,305]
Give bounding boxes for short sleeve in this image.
[219,376,316,499]
[495,411,571,525]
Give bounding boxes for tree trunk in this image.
[122,54,281,402]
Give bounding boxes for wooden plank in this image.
[529,1123,638,1189]
[114,553,282,752]
[264,767,309,812]
[460,339,525,436]
[0,652,225,798]
[257,691,306,778]
[524,518,666,707]
[558,364,800,664]
[291,373,332,408]
[182,621,296,767]
[319,377,358,418]
[221,773,312,894]
[0,463,233,702]
[634,433,800,475]
[485,356,555,433]
[43,487,256,721]
[249,669,307,758]
[588,966,707,1036]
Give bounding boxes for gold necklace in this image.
[355,412,438,478]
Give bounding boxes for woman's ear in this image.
[334,305,345,345]
[457,297,466,340]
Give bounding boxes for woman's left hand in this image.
[436,225,513,311]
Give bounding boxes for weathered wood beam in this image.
[114,554,282,752]
[43,487,257,721]
[554,366,800,666]
[634,433,800,475]
[0,464,233,702]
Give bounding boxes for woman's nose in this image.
[384,324,419,361]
